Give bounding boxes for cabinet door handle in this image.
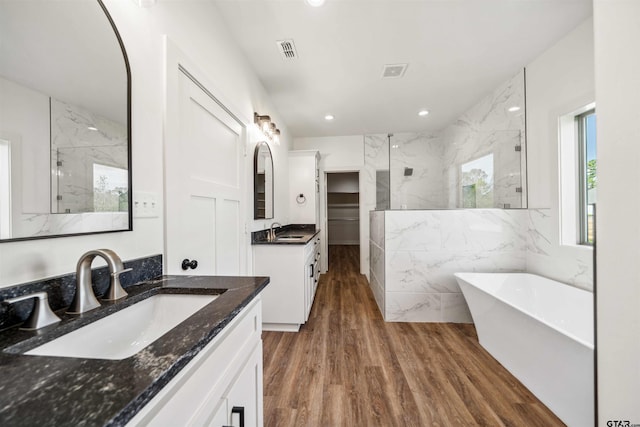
[310,264,314,278]
[232,406,245,427]
[181,259,198,270]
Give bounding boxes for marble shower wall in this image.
[371,209,528,322]
[389,133,445,209]
[383,70,526,210]
[10,98,128,238]
[369,210,385,315]
[50,98,128,214]
[363,134,389,277]
[526,208,594,291]
[441,70,526,209]
[369,207,594,323]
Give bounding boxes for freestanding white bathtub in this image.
[454,273,594,427]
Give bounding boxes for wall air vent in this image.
[382,63,408,79]
[276,40,298,60]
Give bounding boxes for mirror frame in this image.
[0,0,132,243]
[253,141,274,220]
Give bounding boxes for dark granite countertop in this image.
[0,274,269,427]
[251,224,320,245]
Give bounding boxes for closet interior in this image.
[326,172,360,246]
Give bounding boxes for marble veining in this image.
[526,208,593,291]
[50,98,127,215]
[0,274,269,427]
[379,70,526,210]
[372,209,528,323]
[370,207,593,323]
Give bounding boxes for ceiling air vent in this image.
[382,63,408,79]
[276,39,298,60]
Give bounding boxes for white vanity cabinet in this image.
[127,297,263,427]
[254,235,321,332]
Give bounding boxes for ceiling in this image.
[213,0,592,138]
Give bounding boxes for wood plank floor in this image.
[262,245,564,427]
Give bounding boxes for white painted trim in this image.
[321,166,367,276]
[163,36,249,275]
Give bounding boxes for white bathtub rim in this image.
[454,272,594,350]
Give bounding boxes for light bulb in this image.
[305,0,326,7]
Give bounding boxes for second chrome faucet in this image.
[67,249,132,315]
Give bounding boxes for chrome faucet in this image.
[67,249,132,314]
[269,222,282,241]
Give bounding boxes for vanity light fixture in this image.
[418,109,429,117]
[305,0,326,7]
[254,112,281,145]
[324,114,335,121]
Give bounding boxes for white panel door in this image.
[165,69,245,275]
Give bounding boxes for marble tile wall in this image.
[369,207,594,323]
[389,133,445,209]
[372,209,528,322]
[441,70,526,209]
[526,208,594,291]
[369,210,385,316]
[363,134,389,279]
[382,70,526,210]
[50,98,128,214]
[9,99,128,238]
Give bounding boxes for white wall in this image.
[0,77,50,215]
[524,18,595,291]
[593,0,640,423]
[293,135,366,274]
[0,1,289,287]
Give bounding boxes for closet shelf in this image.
[327,204,359,208]
[328,218,359,222]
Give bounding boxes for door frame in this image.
[163,36,250,275]
[321,168,364,274]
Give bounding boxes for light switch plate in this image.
[133,191,160,218]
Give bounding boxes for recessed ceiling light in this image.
[508,106,521,112]
[392,144,399,149]
[324,114,334,121]
[305,0,326,7]
[418,110,429,117]
[87,126,98,131]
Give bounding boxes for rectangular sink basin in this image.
[25,294,217,360]
[275,235,305,241]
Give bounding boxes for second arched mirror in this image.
[254,141,274,219]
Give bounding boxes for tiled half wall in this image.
[370,208,593,322]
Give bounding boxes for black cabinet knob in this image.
[181,259,198,270]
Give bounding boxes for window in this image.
[578,110,596,244]
[461,153,494,208]
[93,163,128,212]
[559,103,595,247]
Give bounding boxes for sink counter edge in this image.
[0,274,270,427]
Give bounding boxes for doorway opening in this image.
[326,172,360,271]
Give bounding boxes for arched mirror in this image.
[254,141,274,219]
[0,0,131,242]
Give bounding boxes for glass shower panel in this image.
[493,130,524,208]
[53,145,128,213]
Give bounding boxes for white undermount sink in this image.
[275,235,305,241]
[25,294,217,360]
